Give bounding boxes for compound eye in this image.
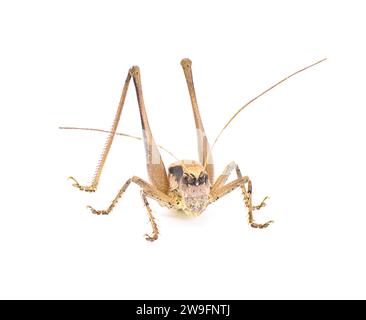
[187,176,196,185]
[198,173,208,185]
[182,175,189,186]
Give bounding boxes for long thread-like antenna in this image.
[59,126,179,160]
[203,58,327,169]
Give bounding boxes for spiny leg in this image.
[210,163,273,228]
[87,176,174,215]
[234,165,269,213]
[211,162,269,211]
[241,179,273,229]
[140,191,159,242]
[69,66,169,195]
[69,71,132,192]
[87,178,132,216]
[87,176,174,241]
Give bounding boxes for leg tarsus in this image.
[68,176,96,192]
[144,232,159,242]
[253,196,269,211]
[250,220,274,229]
[86,205,109,215]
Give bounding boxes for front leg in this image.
[241,179,273,229]
[211,162,269,212]
[210,163,273,228]
[87,176,175,241]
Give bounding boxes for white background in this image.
[0,0,365,299]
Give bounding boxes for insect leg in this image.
[210,161,237,193]
[130,66,169,193]
[140,191,159,242]
[69,71,133,192]
[180,58,214,184]
[234,165,269,212]
[87,176,174,215]
[69,66,169,194]
[87,176,176,241]
[212,162,269,210]
[210,164,273,228]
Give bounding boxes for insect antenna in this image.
[59,126,179,161]
[203,58,327,169]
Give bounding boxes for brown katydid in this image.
[61,58,326,241]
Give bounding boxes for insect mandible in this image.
[62,58,326,241]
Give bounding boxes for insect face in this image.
[168,161,211,216]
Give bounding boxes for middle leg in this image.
[87,176,175,241]
[140,191,159,242]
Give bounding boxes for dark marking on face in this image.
[182,172,208,186]
[182,175,189,186]
[188,175,196,185]
[169,165,183,181]
[198,173,208,185]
